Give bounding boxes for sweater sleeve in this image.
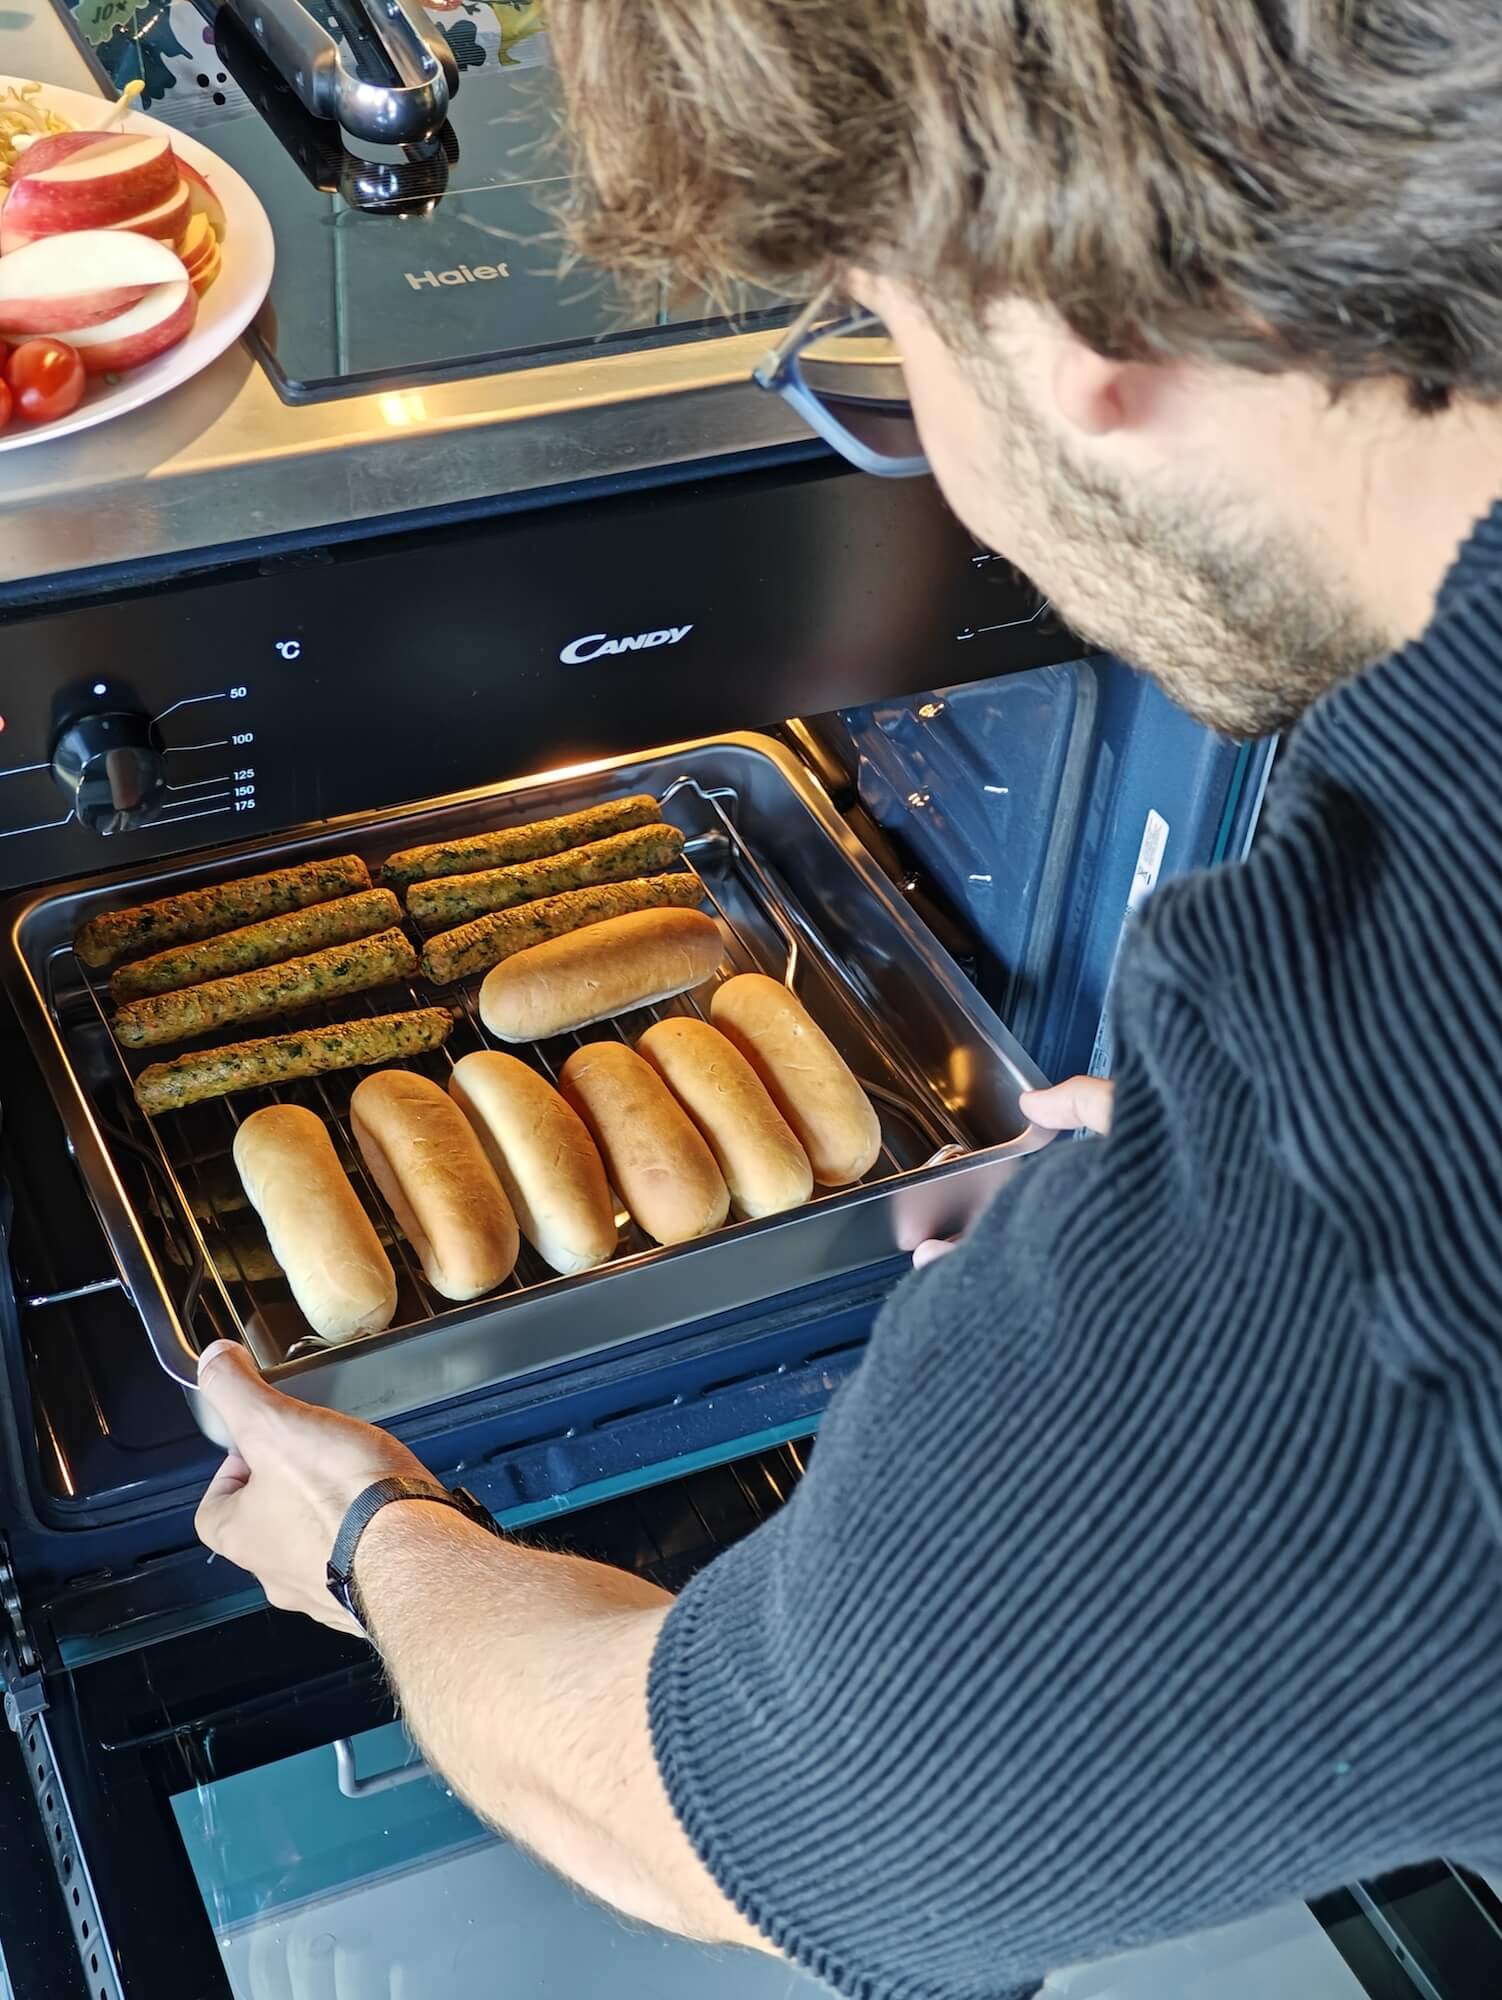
[647,949,1502,2000]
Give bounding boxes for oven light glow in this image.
[379,392,429,428]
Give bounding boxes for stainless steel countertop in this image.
[0,5,810,592]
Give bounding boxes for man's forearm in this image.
[354,1500,766,1949]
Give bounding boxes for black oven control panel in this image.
[0,457,1082,893]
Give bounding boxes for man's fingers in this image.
[912,1238,959,1270]
[195,1448,252,1555]
[1019,1074,1115,1136]
[196,1339,281,1451]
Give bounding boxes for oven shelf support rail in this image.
[2,1540,125,2000]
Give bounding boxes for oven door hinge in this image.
[0,1535,45,1726]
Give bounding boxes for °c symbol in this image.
[275,639,302,661]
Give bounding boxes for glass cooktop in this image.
[57,0,778,401]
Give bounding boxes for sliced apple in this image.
[176,158,226,241]
[0,229,186,336]
[105,178,191,244]
[188,239,221,296]
[1,131,178,238]
[176,211,213,267]
[65,279,196,375]
[179,223,217,284]
[5,131,112,177]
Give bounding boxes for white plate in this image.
[0,76,274,452]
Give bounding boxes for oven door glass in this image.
[163,1716,1398,2000]
[167,1703,1378,2000]
[170,1719,817,1999]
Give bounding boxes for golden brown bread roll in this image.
[559,1041,729,1246]
[232,1103,397,1343]
[709,973,882,1186]
[448,1051,617,1276]
[350,1069,519,1300]
[478,906,722,1042]
[636,1017,813,1219]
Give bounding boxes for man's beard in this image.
[976,366,1393,739]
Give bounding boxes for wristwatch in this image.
[326,1475,500,1629]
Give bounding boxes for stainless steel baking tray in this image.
[3,733,1051,1430]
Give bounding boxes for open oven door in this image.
[9,1432,1502,2000]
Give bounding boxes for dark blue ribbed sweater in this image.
[649,501,1502,2000]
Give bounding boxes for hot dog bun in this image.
[448,1051,617,1276]
[559,1041,729,1246]
[350,1069,519,1300]
[709,974,882,1186]
[232,1103,397,1342]
[478,907,722,1043]
[636,1017,813,1219]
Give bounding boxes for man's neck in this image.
[1336,389,1502,647]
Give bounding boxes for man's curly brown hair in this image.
[547,0,1502,409]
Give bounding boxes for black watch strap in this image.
[326,1476,499,1628]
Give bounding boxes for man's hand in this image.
[192,1342,766,1954]
[1020,1073,1115,1138]
[911,1073,1116,1269]
[195,1339,429,1635]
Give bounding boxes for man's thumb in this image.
[1018,1074,1115,1137]
[196,1340,277,1442]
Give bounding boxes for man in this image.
[195,4,1502,1996]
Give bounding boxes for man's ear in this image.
[1050,338,1134,436]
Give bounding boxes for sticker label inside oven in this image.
[1127,808,1170,915]
[1087,808,1170,1085]
[559,625,694,665]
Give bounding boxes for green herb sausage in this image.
[76,856,371,970]
[420,874,704,986]
[111,888,403,1002]
[133,1007,454,1115]
[383,796,660,895]
[114,929,418,1049]
[407,824,686,931]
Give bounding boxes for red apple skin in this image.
[2,132,179,235]
[175,158,226,239]
[0,285,150,336]
[4,132,103,176]
[70,285,196,375]
[106,180,191,243]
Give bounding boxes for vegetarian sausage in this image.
[383,796,660,894]
[113,929,418,1049]
[76,855,372,969]
[420,874,704,986]
[111,888,403,1002]
[407,824,685,931]
[132,1007,454,1114]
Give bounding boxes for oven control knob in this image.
[52,711,166,835]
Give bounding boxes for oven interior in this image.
[0,644,1275,1603]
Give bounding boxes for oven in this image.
[5,468,1499,1999]
[2,9,1501,2000]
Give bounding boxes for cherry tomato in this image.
[6,338,85,425]
[0,377,11,431]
